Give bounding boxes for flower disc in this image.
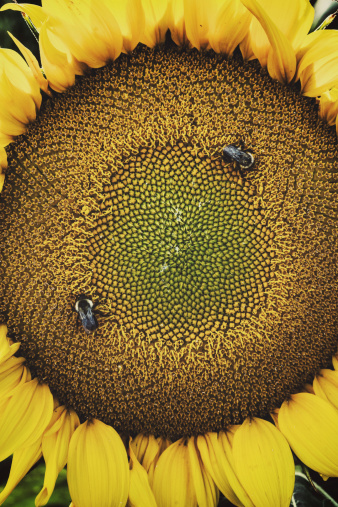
[1,46,337,438]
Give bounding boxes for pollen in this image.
[0,45,337,438]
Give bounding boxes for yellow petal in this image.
[240,0,313,66]
[0,173,4,192]
[131,434,159,470]
[131,434,171,486]
[167,0,187,46]
[240,0,296,83]
[0,324,21,364]
[39,22,80,93]
[208,0,251,56]
[197,431,253,507]
[35,407,80,507]
[232,418,294,507]
[0,48,41,108]
[187,438,219,507]
[1,3,47,31]
[183,0,210,50]
[0,146,7,170]
[152,438,197,507]
[278,392,338,477]
[0,133,13,147]
[0,439,42,504]
[296,30,338,96]
[128,439,157,507]
[43,0,123,69]
[67,419,129,507]
[105,0,145,53]
[140,0,170,47]
[0,378,54,461]
[0,356,26,402]
[332,354,338,371]
[8,33,51,96]
[0,49,41,139]
[313,369,338,410]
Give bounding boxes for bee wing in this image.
[78,306,98,333]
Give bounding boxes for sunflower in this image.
[0,0,338,505]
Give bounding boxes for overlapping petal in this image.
[8,33,50,96]
[152,437,219,507]
[208,0,251,56]
[0,378,53,461]
[317,88,338,126]
[313,368,338,410]
[0,324,20,364]
[240,0,297,83]
[278,393,338,477]
[240,0,313,67]
[67,419,129,507]
[0,356,27,404]
[296,30,338,97]
[0,439,42,504]
[178,0,250,55]
[41,0,123,68]
[105,0,145,53]
[140,0,170,47]
[39,22,83,93]
[128,439,157,507]
[131,433,171,486]
[35,406,80,506]
[0,49,41,144]
[197,430,253,507]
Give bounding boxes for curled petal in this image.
[313,369,338,410]
[278,393,338,477]
[0,439,42,504]
[240,0,296,83]
[0,379,54,461]
[232,418,294,507]
[67,419,129,507]
[35,407,80,507]
[128,439,157,507]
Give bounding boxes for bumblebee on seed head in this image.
[222,144,255,177]
[75,295,98,334]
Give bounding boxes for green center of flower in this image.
[0,45,337,438]
[91,144,270,342]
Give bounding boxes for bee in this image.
[74,295,98,334]
[222,144,255,178]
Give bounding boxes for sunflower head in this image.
[0,0,338,506]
